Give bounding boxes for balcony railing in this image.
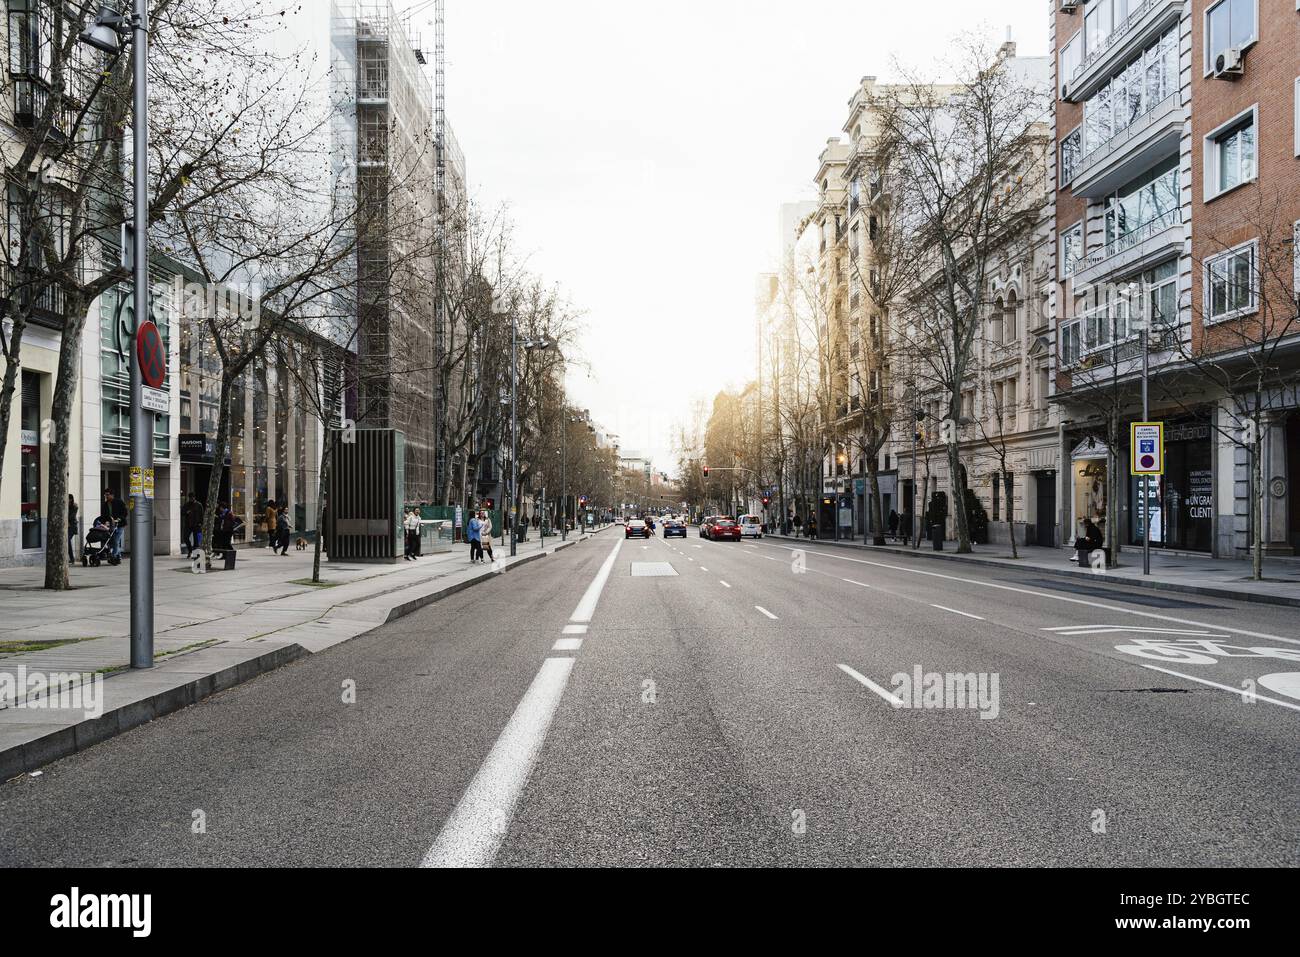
[1080,208,1180,272]
[1077,91,1178,173]
[1074,0,1164,81]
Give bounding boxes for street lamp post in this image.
[82,3,151,669]
[1130,281,1151,577]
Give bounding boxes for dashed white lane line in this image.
[552,638,583,651]
[930,604,985,621]
[756,542,1297,645]
[837,663,904,707]
[562,624,588,635]
[755,606,779,620]
[720,581,731,588]
[843,578,872,588]
[1139,664,1300,713]
[700,567,709,572]
[422,656,575,867]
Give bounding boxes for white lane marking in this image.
[1139,664,1300,714]
[837,663,904,707]
[756,543,1298,645]
[720,581,731,588]
[930,604,985,621]
[552,638,582,651]
[422,657,575,867]
[569,538,623,623]
[755,606,778,620]
[700,567,709,572]
[693,545,703,549]
[562,624,588,635]
[1258,672,1300,701]
[843,578,872,588]
[1044,626,1221,636]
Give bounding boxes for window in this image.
[1061,32,1082,95]
[1205,241,1257,322]
[1061,320,1082,366]
[1060,128,1081,187]
[1142,259,1179,329]
[1081,27,1176,155]
[1205,0,1257,74]
[1005,291,1019,342]
[1205,107,1257,200]
[990,299,1004,344]
[1060,221,1084,279]
[1103,157,1179,253]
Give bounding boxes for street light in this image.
[81,2,150,669]
[1129,280,1151,577]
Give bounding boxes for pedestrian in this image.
[1073,518,1104,567]
[264,498,278,547]
[67,493,78,563]
[806,516,817,539]
[103,488,127,560]
[182,492,203,557]
[403,506,420,560]
[478,511,495,564]
[888,509,899,541]
[901,510,913,546]
[277,504,293,556]
[466,510,482,563]
[212,501,242,553]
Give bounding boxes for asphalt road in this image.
[2,527,1297,867]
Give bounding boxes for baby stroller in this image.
[82,521,119,567]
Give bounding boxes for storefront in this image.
[1070,437,1112,548]
[1130,416,1213,552]
[19,371,42,550]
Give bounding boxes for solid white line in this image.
[837,663,904,707]
[720,581,731,588]
[1139,664,1300,713]
[562,624,588,635]
[930,604,985,621]
[552,638,582,651]
[755,606,778,620]
[842,578,872,588]
[569,538,623,624]
[756,542,1298,645]
[422,657,575,867]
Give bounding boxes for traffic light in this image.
[762,495,771,506]
[483,498,495,509]
[702,465,710,478]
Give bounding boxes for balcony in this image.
[1064,0,1183,104]
[1074,208,1182,287]
[1070,92,1182,199]
[11,75,69,143]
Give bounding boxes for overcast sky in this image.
[419,0,1049,475]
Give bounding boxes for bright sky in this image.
[422,0,1048,474]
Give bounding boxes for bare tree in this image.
[877,37,1047,553]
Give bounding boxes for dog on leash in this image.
[295,537,307,550]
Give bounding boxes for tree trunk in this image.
[867,456,885,546]
[947,440,972,553]
[1004,469,1018,559]
[0,313,28,486]
[200,378,235,567]
[312,438,332,584]
[44,294,89,591]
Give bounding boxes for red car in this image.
[625,519,651,538]
[708,518,741,541]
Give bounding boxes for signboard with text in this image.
[1130,422,1164,476]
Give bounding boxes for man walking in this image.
[404,507,421,561]
[182,492,203,557]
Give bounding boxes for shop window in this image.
[20,370,42,548]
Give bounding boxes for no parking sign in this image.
[1130,422,1164,476]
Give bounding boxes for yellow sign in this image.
[129,466,155,499]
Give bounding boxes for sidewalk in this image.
[0,526,610,779]
[767,533,1300,608]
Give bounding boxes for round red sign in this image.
[136,320,166,389]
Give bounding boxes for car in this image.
[625,519,651,539]
[738,514,763,538]
[699,515,719,538]
[663,519,687,538]
[709,518,741,541]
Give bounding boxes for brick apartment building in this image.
[1049,0,1300,560]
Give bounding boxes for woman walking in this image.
[67,494,79,562]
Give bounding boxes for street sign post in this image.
[1131,421,1164,579]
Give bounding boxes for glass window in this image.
[1060,128,1081,187]
[1061,33,1082,93]
[1206,243,1256,320]
[1214,115,1255,193]
[1206,0,1256,67]
[1061,222,1084,278]
[1061,321,1082,366]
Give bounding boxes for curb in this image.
[768,535,1300,609]
[1,534,596,782]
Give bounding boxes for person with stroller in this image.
[82,514,116,566]
[103,488,127,561]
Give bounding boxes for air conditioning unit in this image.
[1060,1,1080,11]
[1213,47,1244,79]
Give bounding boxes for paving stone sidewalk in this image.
[0,527,608,779]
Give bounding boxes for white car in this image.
[738,514,763,538]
